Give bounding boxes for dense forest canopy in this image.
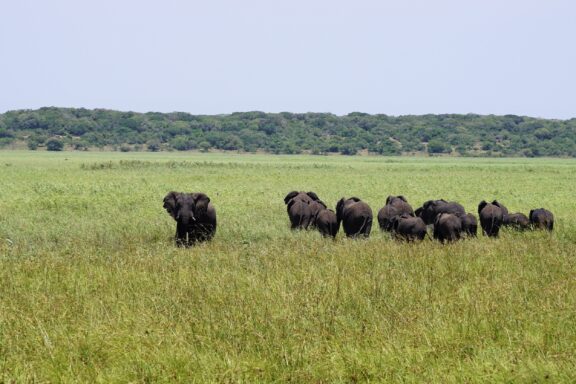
[0,107,574,157]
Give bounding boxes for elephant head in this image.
[163,191,211,225]
[386,195,407,205]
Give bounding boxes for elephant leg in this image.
[363,219,372,238]
[176,221,187,247]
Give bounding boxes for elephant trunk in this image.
[177,211,196,226]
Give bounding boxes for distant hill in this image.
[0,107,574,157]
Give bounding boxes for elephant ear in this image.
[492,200,504,209]
[385,195,393,205]
[284,191,299,205]
[478,200,488,215]
[415,207,423,217]
[398,195,408,202]
[422,200,432,209]
[163,191,180,219]
[529,209,535,220]
[193,193,211,216]
[306,191,320,201]
[349,196,362,202]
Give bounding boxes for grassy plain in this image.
[0,151,575,383]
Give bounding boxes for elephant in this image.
[286,198,313,229]
[336,197,373,238]
[284,191,321,229]
[163,191,217,247]
[433,213,462,243]
[390,214,427,241]
[415,199,466,225]
[377,205,401,232]
[505,212,530,230]
[478,200,504,237]
[377,195,414,231]
[308,200,328,228]
[459,213,478,237]
[492,200,509,223]
[529,208,554,231]
[315,208,340,238]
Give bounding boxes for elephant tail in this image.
[358,215,371,236]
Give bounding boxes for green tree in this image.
[46,138,64,151]
[427,140,450,154]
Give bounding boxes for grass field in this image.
[0,151,575,383]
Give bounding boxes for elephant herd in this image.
[162,190,554,247]
[283,191,554,243]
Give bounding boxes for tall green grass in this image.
[0,151,575,382]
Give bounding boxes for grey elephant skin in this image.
[415,199,466,225]
[284,191,320,229]
[390,214,426,241]
[505,212,530,230]
[491,200,509,223]
[459,213,478,237]
[315,208,339,238]
[433,213,462,243]
[163,191,217,247]
[529,208,554,231]
[336,197,373,238]
[377,195,414,231]
[478,200,504,237]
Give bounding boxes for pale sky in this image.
[1,0,575,119]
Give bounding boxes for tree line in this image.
[0,107,574,157]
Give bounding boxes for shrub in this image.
[46,138,64,151]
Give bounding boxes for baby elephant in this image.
[314,209,340,238]
[390,214,427,241]
[505,212,530,230]
[529,208,554,231]
[459,213,478,237]
[163,191,217,247]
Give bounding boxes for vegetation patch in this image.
[1,108,575,157]
[0,151,575,382]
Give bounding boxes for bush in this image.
[46,139,64,151]
[147,141,161,152]
[427,140,450,154]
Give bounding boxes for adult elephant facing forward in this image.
[336,197,373,238]
[163,191,217,247]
